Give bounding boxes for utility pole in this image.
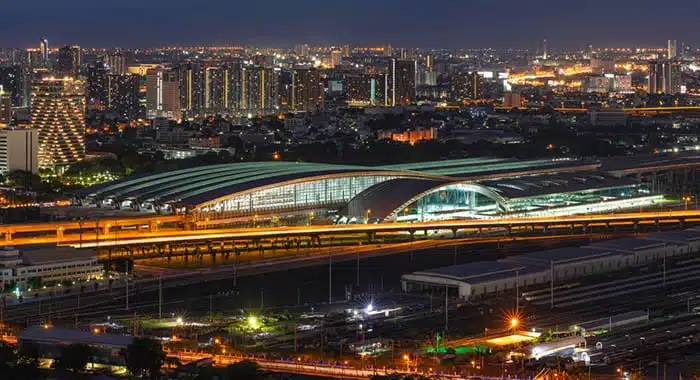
[260,290,264,310]
[550,260,555,309]
[445,284,449,332]
[158,275,162,319]
[453,245,458,265]
[356,251,360,287]
[125,262,129,311]
[516,270,520,311]
[328,254,332,304]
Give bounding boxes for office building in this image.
[291,67,324,112]
[106,74,141,119]
[0,91,11,125]
[450,71,484,102]
[146,68,180,121]
[31,77,86,169]
[242,66,280,115]
[392,59,416,106]
[56,45,81,76]
[668,40,679,59]
[648,60,682,95]
[613,75,633,93]
[0,128,39,174]
[39,38,49,66]
[503,91,521,108]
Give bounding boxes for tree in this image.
[54,343,94,373]
[226,360,261,380]
[121,338,166,379]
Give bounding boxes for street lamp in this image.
[365,209,372,223]
[510,317,519,333]
[683,196,691,210]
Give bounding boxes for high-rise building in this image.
[146,68,180,121]
[425,54,433,73]
[330,49,343,68]
[242,66,280,115]
[86,62,109,106]
[204,66,227,112]
[178,62,204,117]
[668,40,679,59]
[392,59,416,106]
[342,45,351,58]
[540,38,548,60]
[291,67,324,112]
[106,74,141,119]
[56,45,81,76]
[103,51,130,75]
[345,73,390,106]
[0,128,39,174]
[0,66,27,107]
[0,91,11,125]
[648,60,682,94]
[31,77,86,169]
[450,71,485,101]
[39,39,49,66]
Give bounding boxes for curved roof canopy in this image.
[80,158,598,209]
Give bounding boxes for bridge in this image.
[36,210,697,251]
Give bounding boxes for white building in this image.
[0,246,103,293]
[0,128,39,174]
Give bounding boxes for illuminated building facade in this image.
[0,128,39,174]
[39,38,49,66]
[56,45,81,76]
[503,91,521,108]
[204,66,227,112]
[450,71,484,101]
[0,65,28,107]
[291,67,324,112]
[146,68,180,121]
[31,78,86,169]
[377,127,437,145]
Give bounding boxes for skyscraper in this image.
[39,38,49,66]
[146,68,180,121]
[392,59,416,106]
[56,45,81,76]
[291,67,324,112]
[450,71,485,101]
[0,129,39,174]
[204,66,227,112]
[86,62,109,106]
[540,38,548,60]
[31,77,86,169]
[648,60,682,95]
[242,66,280,115]
[106,74,141,119]
[0,65,27,108]
[103,51,130,75]
[668,40,679,59]
[178,62,204,117]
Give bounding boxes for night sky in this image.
[3,0,698,49]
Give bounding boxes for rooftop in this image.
[587,237,671,252]
[643,229,700,244]
[19,326,134,348]
[504,247,618,267]
[20,246,97,265]
[413,261,528,281]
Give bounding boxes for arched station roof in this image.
[79,158,599,209]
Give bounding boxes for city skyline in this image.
[3,0,699,48]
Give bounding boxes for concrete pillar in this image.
[679,218,685,228]
[4,232,10,242]
[542,225,548,234]
[57,229,64,240]
[367,232,376,243]
[451,228,458,239]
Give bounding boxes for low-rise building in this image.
[0,246,103,293]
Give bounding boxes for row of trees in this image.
[0,337,166,379]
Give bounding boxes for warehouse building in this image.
[402,230,699,300]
